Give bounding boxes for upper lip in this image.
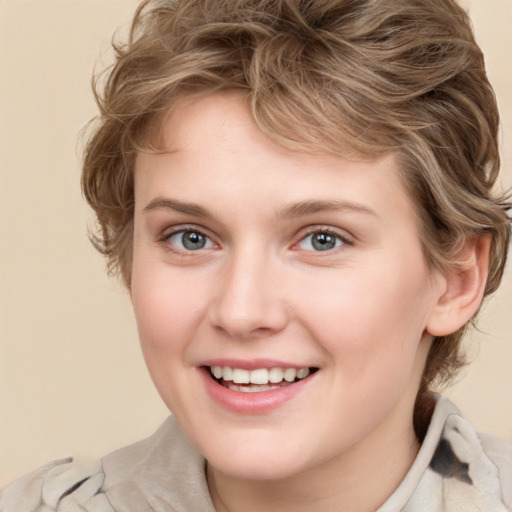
[200,358,316,371]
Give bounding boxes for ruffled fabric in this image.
[0,459,113,512]
[1,396,511,511]
[400,414,510,511]
[377,396,512,511]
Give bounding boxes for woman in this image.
[2,1,511,510]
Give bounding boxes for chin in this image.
[203,437,314,481]
[209,457,306,482]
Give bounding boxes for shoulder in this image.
[393,395,512,512]
[101,416,216,511]
[0,458,113,512]
[478,431,512,509]
[424,397,512,511]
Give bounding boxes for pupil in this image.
[312,232,336,251]
[183,231,205,250]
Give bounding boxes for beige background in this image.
[0,0,511,486]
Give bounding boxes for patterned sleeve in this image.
[0,458,114,512]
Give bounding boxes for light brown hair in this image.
[82,0,511,425]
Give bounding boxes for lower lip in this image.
[199,368,315,414]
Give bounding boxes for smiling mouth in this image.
[207,365,318,393]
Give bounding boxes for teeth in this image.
[232,368,250,384]
[209,365,312,386]
[250,368,269,385]
[297,367,310,379]
[283,368,297,382]
[211,366,223,379]
[268,367,284,383]
[222,366,233,381]
[226,382,292,393]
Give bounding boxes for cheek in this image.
[303,267,432,429]
[297,262,433,370]
[131,262,202,362]
[130,268,206,412]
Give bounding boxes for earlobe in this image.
[426,235,491,337]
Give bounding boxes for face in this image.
[131,92,444,482]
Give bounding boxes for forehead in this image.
[134,92,418,225]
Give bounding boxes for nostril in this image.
[208,274,289,339]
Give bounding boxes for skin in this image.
[131,92,451,512]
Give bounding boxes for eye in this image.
[167,229,215,251]
[296,230,345,252]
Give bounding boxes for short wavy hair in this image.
[82,0,511,412]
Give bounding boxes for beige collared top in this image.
[1,396,511,511]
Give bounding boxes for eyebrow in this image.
[143,198,211,218]
[143,197,378,220]
[276,200,378,220]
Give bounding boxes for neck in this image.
[207,416,420,512]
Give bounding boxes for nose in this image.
[208,247,289,340]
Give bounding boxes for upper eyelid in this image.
[160,224,219,248]
[285,229,351,257]
[158,224,353,248]
[161,224,213,238]
[158,230,219,259]
[294,225,354,244]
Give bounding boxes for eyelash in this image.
[160,226,217,254]
[159,225,353,254]
[293,227,353,253]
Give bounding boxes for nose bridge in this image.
[209,243,287,338]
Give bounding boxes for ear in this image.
[426,235,491,337]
